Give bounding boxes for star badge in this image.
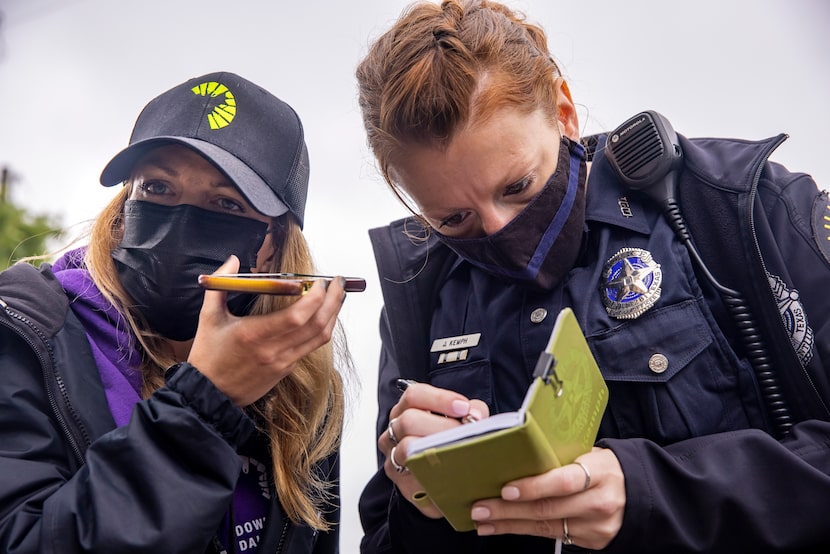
[601,247,662,319]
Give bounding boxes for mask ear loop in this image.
[259,216,289,273]
[110,186,133,245]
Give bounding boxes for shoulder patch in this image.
[811,190,830,265]
[768,273,813,367]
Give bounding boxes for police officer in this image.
[355,1,830,552]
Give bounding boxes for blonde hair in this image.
[85,187,346,530]
[356,0,562,189]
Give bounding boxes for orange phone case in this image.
[197,274,366,295]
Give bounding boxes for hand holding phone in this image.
[198,273,366,296]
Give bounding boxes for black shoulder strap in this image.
[369,219,457,381]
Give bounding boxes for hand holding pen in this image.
[381,378,490,518]
[396,379,480,424]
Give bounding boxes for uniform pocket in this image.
[592,300,711,384]
[429,360,495,410]
[589,299,755,443]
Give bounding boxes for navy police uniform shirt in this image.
[428,142,769,446]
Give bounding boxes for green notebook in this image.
[405,307,609,532]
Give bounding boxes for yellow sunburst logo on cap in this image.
[191,81,236,129]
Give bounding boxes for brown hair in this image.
[85,187,346,531]
[356,0,562,191]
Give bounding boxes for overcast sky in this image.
[1,0,828,550]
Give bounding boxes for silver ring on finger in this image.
[562,518,574,545]
[574,460,591,491]
[388,417,400,445]
[389,446,408,473]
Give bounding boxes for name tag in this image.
[430,333,481,352]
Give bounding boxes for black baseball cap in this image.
[100,71,309,227]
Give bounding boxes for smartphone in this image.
[197,273,366,296]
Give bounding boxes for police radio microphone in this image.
[605,111,726,300]
[604,111,683,193]
[604,111,690,242]
[605,110,794,438]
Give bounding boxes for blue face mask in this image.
[112,200,268,341]
[435,137,587,290]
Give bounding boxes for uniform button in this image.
[648,353,669,374]
[530,308,548,324]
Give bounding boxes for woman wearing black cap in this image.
[0,72,349,553]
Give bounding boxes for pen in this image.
[396,378,418,392]
[395,378,479,423]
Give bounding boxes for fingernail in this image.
[502,486,520,500]
[451,400,470,417]
[471,506,490,521]
[476,523,495,536]
[339,276,346,288]
[468,408,484,421]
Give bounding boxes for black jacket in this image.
[359,133,830,553]
[0,262,338,554]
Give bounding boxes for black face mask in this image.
[112,200,268,341]
[435,136,587,291]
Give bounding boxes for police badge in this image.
[601,247,662,319]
